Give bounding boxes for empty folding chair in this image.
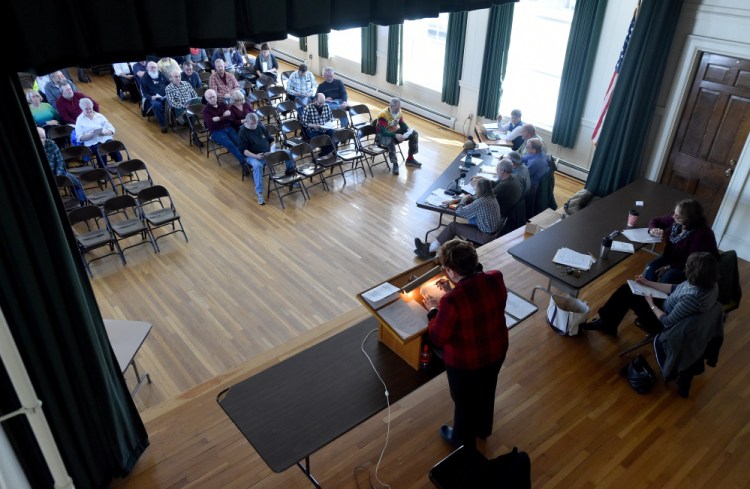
[67,204,125,276]
[60,145,96,177]
[264,150,308,209]
[281,119,307,149]
[290,143,329,193]
[117,159,153,196]
[332,128,367,179]
[348,104,373,131]
[56,175,83,211]
[357,124,391,175]
[47,124,74,148]
[96,139,130,175]
[137,185,188,245]
[256,105,279,126]
[103,195,159,255]
[309,134,346,187]
[78,168,118,206]
[276,100,298,123]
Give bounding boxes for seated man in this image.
[496,109,524,150]
[238,113,294,206]
[112,62,140,102]
[414,178,503,259]
[202,89,246,168]
[518,123,547,156]
[301,93,335,141]
[286,63,317,101]
[522,138,549,187]
[165,69,199,124]
[141,61,170,132]
[37,127,85,204]
[316,67,348,110]
[253,43,279,81]
[44,71,78,110]
[181,61,203,90]
[508,150,530,197]
[209,59,241,103]
[56,82,100,125]
[375,97,420,175]
[493,158,523,217]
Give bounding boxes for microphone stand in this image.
[444,168,467,196]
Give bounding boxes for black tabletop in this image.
[508,179,692,293]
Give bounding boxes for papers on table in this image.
[481,165,497,174]
[378,298,428,340]
[483,122,498,130]
[461,182,476,195]
[468,156,485,165]
[424,187,454,206]
[490,146,512,157]
[627,280,669,299]
[553,248,595,271]
[362,282,400,308]
[621,228,661,243]
[476,172,497,181]
[476,142,490,152]
[610,241,635,253]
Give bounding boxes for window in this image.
[499,0,576,128]
[329,28,362,62]
[403,13,449,92]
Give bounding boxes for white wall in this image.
[269,0,750,259]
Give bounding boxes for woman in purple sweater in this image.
[645,199,718,284]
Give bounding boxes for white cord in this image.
[359,328,392,489]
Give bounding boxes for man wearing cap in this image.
[496,109,524,150]
[508,150,530,197]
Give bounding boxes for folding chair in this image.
[137,185,188,245]
[357,124,390,175]
[103,195,159,255]
[67,204,125,275]
[332,128,367,179]
[309,134,346,187]
[117,159,153,196]
[290,143,329,193]
[264,150,309,209]
[78,168,118,206]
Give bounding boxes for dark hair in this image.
[298,63,307,73]
[685,252,719,289]
[438,239,479,277]
[260,43,270,51]
[676,199,706,230]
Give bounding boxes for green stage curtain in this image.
[386,24,403,85]
[586,0,684,196]
[361,24,377,76]
[441,11,468,106]
[551,0,608,148]
[476,3,514,119]
[0,74,149,488]
[299,36,308,52]
[318,33,329,59]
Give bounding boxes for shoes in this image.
[414,238,436,259]
[290,182,301,188]
[405,158,422,167]
[257,193,266,205]
[160,126,168,134]
[581,318,618,337]
[392,164,399,175]
[118,90,126,101]
[439,425,459,447]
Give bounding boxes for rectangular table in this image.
[508,179,692,299]
[103,319,152,396]
[217,316,442,488]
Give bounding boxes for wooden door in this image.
[661,52,750,223]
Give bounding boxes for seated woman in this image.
[228,90,255,130]
[582,252,719,337]
[645,199,718,284]
[26,89,61,128]
[414,178,504,259]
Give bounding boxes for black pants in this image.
[598,283,664,333]
[446,359,503,449]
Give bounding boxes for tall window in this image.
[499,0,576,128]
[403,13,449,92]
[329,28,362,62]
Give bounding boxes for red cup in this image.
[627,209,639,227]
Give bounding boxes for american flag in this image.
[592,9,637,145]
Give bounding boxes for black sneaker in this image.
[405,158,422,167]
[392,164,399,175]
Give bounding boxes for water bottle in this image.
[420,344,432,371]
[600,236,612,259]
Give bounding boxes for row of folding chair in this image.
[67,185,188,276]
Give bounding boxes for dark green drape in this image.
[0,74,149,488]
[476,3,514,119]
[361,24,377,76]
[586,0,684,196]
[299,36,308,52]
[441,11,468,106]
[318,33,329,59]
[551,0,608,148]
[386,24,403,85]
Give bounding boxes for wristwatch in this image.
[427,308,438,320]
[650,305,656,311]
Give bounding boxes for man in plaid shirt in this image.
[165,69,198,123]
[301,93,335,140]
[424,239,508,449]
[286,63,317,101]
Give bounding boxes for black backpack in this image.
[623,354,656,394]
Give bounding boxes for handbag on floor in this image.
[546,294,589,336]
[624,354,656,394]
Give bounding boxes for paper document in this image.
[469,156,485,165]
[481,165,497,174]
[477,172,497,181]
[461,182,476,195]
[627,280,669,299]
[622,228,661,243]
[322,121,338,129]
[378,299,428,340]
[477,142,489,151]
[611,241,635,253]
[553,248,594,271]
[402,128,414,139]
[362,282,400,303]
[425,194,448,207]
[483,122,498,130]
[90,128,104,136]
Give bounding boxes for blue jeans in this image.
[210,127,244,165]
[325,100,348,127]
[246,155,295,195]
[149,97,167,126]
[88,142,122,168]
[644,255,685,284]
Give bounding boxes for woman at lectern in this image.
[423,239,508,450]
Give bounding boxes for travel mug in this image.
[600,237,612,259]
[627,209,639,227]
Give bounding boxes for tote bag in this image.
[546,294,589,336]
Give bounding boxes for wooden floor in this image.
[64,68,750,488]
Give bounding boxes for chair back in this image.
[266,124,281,145]
[199,71,212,86]
[718,250,741,312]
[276,100,297,121]
[348,104,372,129]
[281,119,306,146]
[97,139,131,163]
[61,145,95,171]
[248,89,270,108]
[137,184,171,206]
[331,108,349,128]
[68,204,105,227]
[47,125,74,148]
[280,70,294,89]
[256,105,279,126]
[79,167,116,191]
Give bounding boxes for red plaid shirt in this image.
[428,270,508,369]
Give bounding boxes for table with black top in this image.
[217,316,443,488]
[508,179,692,299]
[416,150,498,242]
